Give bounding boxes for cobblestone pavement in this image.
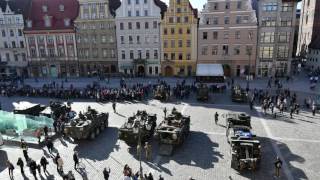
[0,86,319,179]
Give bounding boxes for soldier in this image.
[144,142,152,161]
[6,160,14,179]
[214,112,219,125]
[112,102,116,113]
[163,107,167,118]
[103,167,111,180]
[290,105,294,119]
[274,157,283,178]
[16,157,24,175]
[312,102,316,116]
[40,156,49,173]
[73,151,79,169]
[137,144,142,156]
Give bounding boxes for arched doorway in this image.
[164,66,173,76]
[137,65,145,76]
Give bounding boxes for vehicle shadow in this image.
[0,150,8,173]
[73,127,119,161]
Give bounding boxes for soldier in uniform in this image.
[274,157,283,178]
[214,112,219,125]
[163,107,167,118]
[136,144,141,156]
[144,142,152,161]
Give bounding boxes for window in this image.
[234,46,240,55]
[22,53,26,61]
[120,23,124,30]
[42,5,48,12]
[6,53,10,61]
[212,46,218,55]
[261,17,276,27]
[37,36,45,44]
[130,50,134,59]
[281,2,293,12]
[153,21,157,28]
[187,28,190,34]
[224,17,230,24]
[164,40,168,48]
[235,31,240,39]
[171,28,175,34]
[178,53,183,60]
[164,28,167,35]
[26,20,32,28]
[18,29,22,36]
[169,17,174,23]
[225,2,230,9]
[47,36,54,44]
[39,47,46,57]
[178,40,183,47]
[213,3,218,10]
[237,1,242,9]
[236,16,241,24]
[186,40,191,47]
[277,46,289,58]
[101,35,107,43]
[136,10,140,16]
[137,36,140,44]
[48,48,55,57]
[136,0,139,4]
[121,50,126,59]
[146,50,150,59]
[179,28,183,34]
[14,54,18,61]
[120,36,124,44]
[280,18,292,26]
[30,48,36,57]
[213,32,218,39]
[262,2,277,12]
[260,32,274,43]
[177,0,181,4]
[177,8,181,13]
[138,50,142,58]
[171,40,175,48]
[155,66,159,74]
[154,50,158,59]
[64,18,70,27]
[128,22,132,29]
[20,41,24,48]
[128,11,132,17]
[278,32,290,43]
[44,16,51,27]
[12,41,16,48]
[144,0,147,4]
[58,46,64,56]
[201,46,208,55]
[224,31,229,39]
[136,22,140,29]
[223,45,229,55]
[242,16,249,23]
[203,32,208,40]
[259,46,273,59]
[213,17,219,25]
[59,4,64,11]
[164,53,168,60]
[10,30,14,37]
[145,22,149,29]
[128,0,131,5]
[149,67,152,74]
[1,30,5,37]
[129,36,133,44]
[171,53,175,60]
[177,17,181,23]
[144,10,148,16]
[186,53,191,60]
[184,16,189,23]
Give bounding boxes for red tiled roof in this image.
[24,0,79,31]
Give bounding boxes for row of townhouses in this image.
[0,0,302,78]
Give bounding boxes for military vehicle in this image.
[13,101,46,116]
[64,108,109,140]
[155,108,190,155]
[230,139,261,171]
[118,110,157,144]
[225,113,251,129]
[154,84,169,101]
[196,84,209,101]
[231,85,248,103]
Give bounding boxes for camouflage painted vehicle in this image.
[64,108,109,140]
[225,113,251,129]
[118,110,157,144]
[196,84,209,101]
[155,108,190,155]
[230,139,261,171]
[231,85,248,103]
[154,85,169,101]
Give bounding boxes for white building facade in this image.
[0,3,28,77]
[115,0,164,76]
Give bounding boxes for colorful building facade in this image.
[161,0,198,77]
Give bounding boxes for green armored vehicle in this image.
[155,108,190,156]
[64,108,109,140]
[154,85,169,101]
[231,85,248,103]
[230,139,261,171]
[118,110,157,144]
[225,113,251,129]
[196,84,209,101]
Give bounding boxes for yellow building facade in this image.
[161,0,198,76]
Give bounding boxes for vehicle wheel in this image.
[96,128,100,136]
[89,131,95,140]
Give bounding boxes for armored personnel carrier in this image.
[196,84,209,101]
[155,108,190,156]
[231,85,248,103]
[64,108,109,140]
[154,84,169,101]
[230,139,261,171]
[225,113,251,129]
[118,110,157,144]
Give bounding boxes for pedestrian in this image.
[103,167,111,180]
[37,164,41,176]
[144,142,152,161]
[55,153,60,171]
[73,151,79,169]
[163,107,167,118]
[148,172,154,180]
[46,138,53,153]
[43,126,49,137]
[274,157,283,178]
[6,160,14,179]
[57,155,64,174]
[16,157,24,175]
[112,102,116,113]
[29,159,37,180]
[290,105,294,119]
[214,112,219,125]
[36,128,42,144]
[137,143,141,156]
[312,103,316,116]
[159,175,164,180]
[40,156,49,173]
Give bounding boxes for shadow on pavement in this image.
[73,127,119,161]
[0,150,8,173]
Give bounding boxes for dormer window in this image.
[64,18,70,27]
[42,5,48,12]
[44,16,52,27]
[26,20,32,28]
[59,4,64,12]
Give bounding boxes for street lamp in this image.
[132,116,152,179]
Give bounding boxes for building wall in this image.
[307,48,320,70]
[0,5,28,77]
[198,0,257,77]
[161,0,198,77]
[75,0,118,77]
[256,0,297,77]
[115,0,162,76]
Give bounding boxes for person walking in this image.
[73,151,79,169]
[35,129,42,144]
[103,167,111,180]
[112,102,116,113]
[36,164,41,176]
[43,126,49,137]
[214,112,219,125]
[163,107,167,118]
[46,138,53,153]
[21,139,29,161]
[290,105,294,119]
[312,103,316,116]
[6,160,14,179]
[29,159,37,180]
[274,157,283,178]
[16,157,24,175]
[159,175,164,180]
[57,155,64,174]
[40,156,49,173]
[144,142,152,161]
[137,143,141,156]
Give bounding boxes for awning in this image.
[196,64,224,76]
